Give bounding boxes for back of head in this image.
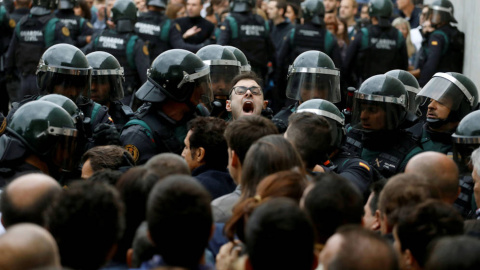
[81,145,135,174]
[324,225,399,270]
[396,200,464,268]
[147,175,212,269]
[246,198,314,270]
[286,112,332,169]
[223,115,278,165]
[144,153,191,178]
[301,0,325,25]
[368,0,393,26]
[111,0,138,32]
[0,223,60,270]
[241,134,305,199]
[425,235,480,270]
[1,173,61,228]
[379,173,440,234]
[304,173,364,244]
[46,181,125,270]
[131,222,156,268]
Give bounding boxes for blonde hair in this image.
[392,17,416,58]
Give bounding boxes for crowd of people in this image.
[0,0,480,269]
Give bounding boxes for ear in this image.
[231,150,239,168]
[126,248,134,268]
[404,249,415,269]
[263,100,268,109]
[311,251,319,270]
[372,209,381,231]
[245,256,254,270]
[147,229,156,246]
[226,100,232,112]
[196,147,206,162]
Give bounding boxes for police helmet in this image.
[196,45,241,97]
[301,0,325,25]
[111,0,137,32]
[36,43,92,105]
[452,110,480,173]
[296,99,345,150]
[7,101,78,171]
[385,69,421,115]
[368,0,393,26]
[430,0,457,25]
[351,74,407,131]
[32,0,58,9]
[135,49,213,108]
[230,0,255,13]
[146,0,166,8]
[224,46,251,73]
[417,72,478,123]
[286,50,341,104]
[86,51,125,105]
[59,0,78,9]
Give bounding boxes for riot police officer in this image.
[134,0,171,63]
[408,72,478,154]
[8,0,31,23]
[0,101,78,184]
[414,0,464,87]
[55,0,94,47]
[86,51,134,131]
[5,0,73,101]
[296,99,374,197]
[0,1,15,114]
[344,74,423,178]
[120,49,213,165]
[343,0,408,88]
[84,0,149,106]
[217,0,274,80]
[196,44,241,120]
[273,50,341,128]
[225,45,251,74]
[451,110,480,218]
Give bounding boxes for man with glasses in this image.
[226,72,269,121]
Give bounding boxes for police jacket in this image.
[109,100,134,131]
[343,24,408,87]
[9,7,30,23]
[169,16,215,53]
[56,9,94,47]
[135,10,171,63]
[407,122,453,154]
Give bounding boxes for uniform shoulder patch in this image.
[86,22,93,28]
[220,25,226,30]
[125,144,140,162]
[9,19,15,29]
[143,44,149,55]
[359,162,370,171]
[175,23,181,32]
[0,117,6,134]
[351,36,355,41]
[62,26,70,37]
[431,40,438,46]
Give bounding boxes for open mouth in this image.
[243,101,254,114]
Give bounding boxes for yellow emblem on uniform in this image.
[62,27,70,37]
[175,23,181,32]
[359,162,370,171]
[9,19,16,28]
[351,36,355,41]
[125,144,140,162]
[220,25,226,30]
[0,118,6,134]
[86,22,93,28]
[143,45,149,56]
[431,41,438,46]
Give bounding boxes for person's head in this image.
[226,72,268,120]
[147,175,212,269]
[245,198,315,270]
[287,51,341,104]
[363,179,387,232]
[394,200,463,270]
[165,2,186,19]
[285,2,299,24]
[378,173,441,235]
[31,0,57,10]
[417,72,479,133]
[419,4,429,25]
[196,45,241,98]
[405,151,459,204]
[74,0,93,20]
[303,173,364,244]
[368,0,393,26]
[241,134,305,199]
[301,0,325,25]
[46,180,125,270]
[429,0,457,27]
[320,225,399,270]
[81,145,135,179]
[88,169,124,186]
[86,51,124,106]
[134,0,146,11]
[324,11,338,33]
[360,3,369,19]
[385,70,421,116]
[323,0,337,13]
[144,153,191,178]
[1,173,61,228]
[110,0,138,32]
[392,17,410,39]
[339,0,357,22]
[145,0,167,9]
[37,43,92,105]
[186,0,202,17]
[59,0,77,9]
[229,0,255,13]
[425,235,480,270]
[182,116,228,171]
[0,223,61,270]
[285,112,332,170]
[135,49,213,118]
[396,0,413,11]
[452,110,480,174]
[352,74,407,131]
[128,222,156,268]
[267,0,286,22]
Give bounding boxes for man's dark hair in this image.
[246,197,314,270]
[1,182,61,228]
[272,0,287,16]
[144,153,191,178]
[304,173,364,244]
[131,222,156,268]
[88,169,123,186]
[425,235,480,270]
[81,145,135,172]
[327,225,399,270]
[147,175,212,269]
[223,115,278,165]
[396,200,464,268]
[45,180,125,270]
[229,72,264,99]
[286,112,332,170]
[187,117,228,169]
[368,178,387,215]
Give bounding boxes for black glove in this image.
[92,123,121,146]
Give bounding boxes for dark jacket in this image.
[192,165,236,200]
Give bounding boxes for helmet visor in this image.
[286,67,341,103]
[41,72,92,105]
[49,126,78,172]
[191,74,213,110]
[91,75,124,104]
[351,93,405,131]
[430,5,456,24]
[209,64,241,96]
[452,142,478,174]
[417,73,474,112]
[405,86,420,114]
